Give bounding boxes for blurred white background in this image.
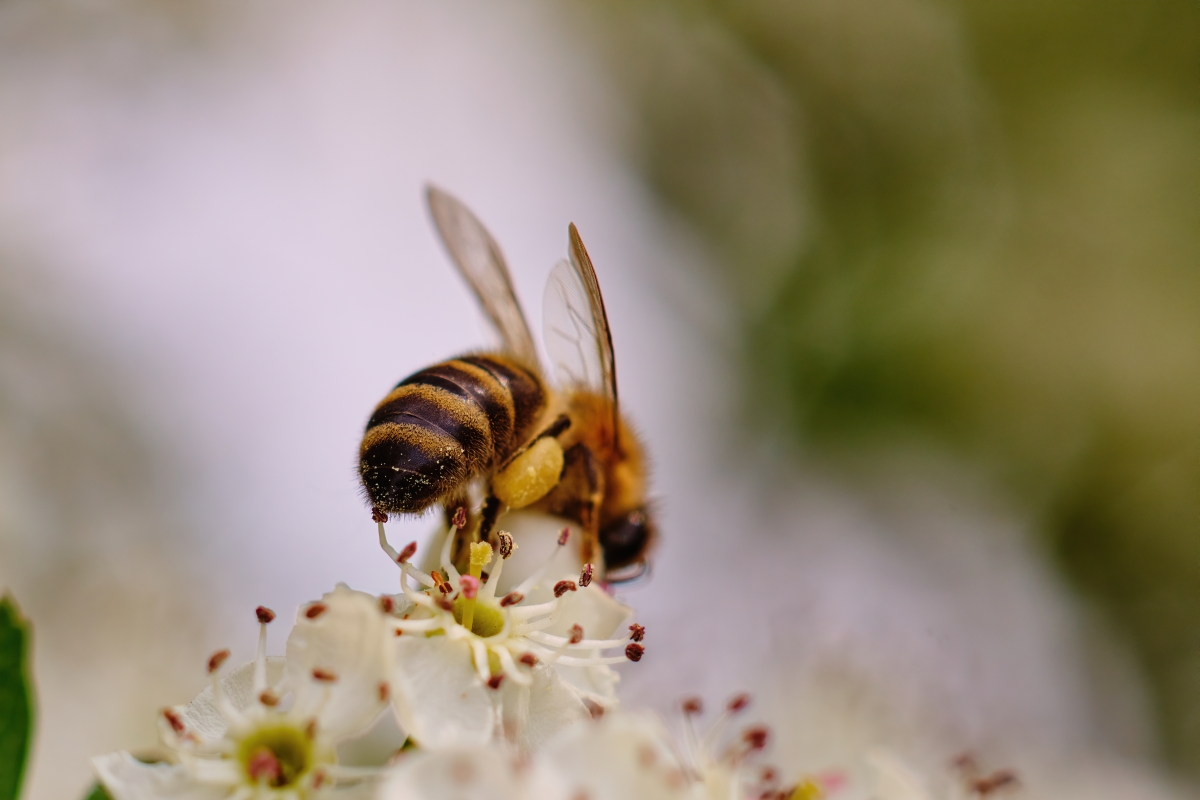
[0,2,1189,799]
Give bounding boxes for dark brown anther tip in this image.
[255,606,276,624]
[682,697,703,715]
[372,508,389,524]
[568,624,584,644]
[305,602,328,620]
[451,506,467,530]
[486,674,505,690]
[625,642,645,662]
[518,652,538,667]
[579,563,594,587]
[207,649,231,674]
[500,591,524,607]
[312,668,337,683]
[553,580,577,598]
[162,708,186,734]
[727,693,751,713]
[497,531,514,559]
[397,541,418,563]
[743,726,769,750]
[379,595,396,614]
[628,623,645,642]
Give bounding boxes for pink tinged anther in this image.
[459,575,480,599]
[557,528,570,546]
[518,652,538,667]
[452,507,467,530]
[553,580,577,598]
[743,726,769,750]
[247,747,282,784]
[579,563,594,587]
[379,596,395,614]
[568,624,584,644]
[397,541,417,563]
[255,606,276,624]
[207,649,231,674]
[500,591,524,607]
[162,708,186,734]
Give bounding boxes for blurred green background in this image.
[581,0,1199,778]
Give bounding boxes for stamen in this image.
[438,523,462,584]
[629,623,646,642]
[379,596,395,614]
[518,653,538,667]
[494,647,532,686]
[162,708,186,735]
[553,580,577,598]
[579,563,594,587]
[305,603,327,620]
[486,674,505,690]
[378,682,390,702]
[728,693,751,713]
[258,690,280,707]
[625,643,645,662]
[513,528,572,597]
[682,698,703,715]
[743,726,769,751]
[207,649,231,674]
[372,508,389,524]
[254,615,270,693]
[451,506,467,530]
[312,668,337,682]
[378,521,399,562]
[497,531,514,559]
[397,541,418,564]
[500,592,524,607]
[255,606,276,624]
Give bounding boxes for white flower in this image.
[377,517,645,751]
[93,586,390,800]
[672,696,772,800]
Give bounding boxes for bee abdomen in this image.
[457,354,544,451]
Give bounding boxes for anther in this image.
[459,575,480,599]
[497,531,514,558]
[629,623,645,642]
[312,668,337,682]
[557,528,570,546]
[579,563,594,587]
[500,591,524,607]
[568,624,584,644]
[743,726,769,750]
[379,596,395,614]
[518,652,538,667]
[311,770,327,790]
[436,597,454,612]
[378,681,390,702]
[255,606,276,624]
[305,603,328,620]
[258,690,280,707]
[372,507,388,524]
[625,642,645,662]
[728,693,751,713]
[304,719,318,739]
[247,748,282,783]
[207,649,230,674]
[452,506,467,530]
[486,674,505,690]
[554,580,577,598]
[397,541,417,563]
[162,708,186,734]
[682,697,703,715]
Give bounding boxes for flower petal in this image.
[389,636,495,748]
[529,712,690,800]
[499,662,589,752]
[376,746,523,800]
[92,752,230,800]
[545,586,630,705]
[867,750,935,800]
[171,658,285,741]
[287,584,389,740]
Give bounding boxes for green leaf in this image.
[82,782,112,800]
[0,596,32,800]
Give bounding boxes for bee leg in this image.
[561,443,604,568]
[496,413,571,472]
[478,494,503,544]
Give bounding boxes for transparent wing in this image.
[426,185,540,368]
[543,224,619,431]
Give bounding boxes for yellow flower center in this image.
[452,596,505,637]
[237,723,312,788]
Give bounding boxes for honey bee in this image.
[358,186,653,581]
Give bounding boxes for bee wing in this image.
[543,223,619,438]
[426,185,540,368]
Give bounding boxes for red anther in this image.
[379,596,395,614]
[682,697,703,715]
[394,628,404,637]
[305,603,328,620]
[207,649,231,674]
[743,726,769,750]
[397,541,418,563]
[255,606,276,624]
[497,531,514,558]
[972,770,1019,796]
[568,624,584,644]
[518,652,538,667]
[459,575,480,600]
[628,623,645,642]
[162,708,186,734]
[372,508,389,524]
[451,507,467,530]
[727,693,751,713]
[312,668,337,682]
[487,674,505,690]
[625,642,645,662]
[953,753,979,774]
[760,767,778,784]
[304,719,318,739]
[557,527,570,546]
[258,690,280,707]
[378,681,390,701]
[554,580,577,598]
[579,563,594,587]
[436,597,454,612]
[246,747,282,783]
[583,697,605,719]
[500,591,524,607]
[311,770,327,790]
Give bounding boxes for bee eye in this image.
[599,509,652,573]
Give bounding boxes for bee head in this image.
[599,508,654,582]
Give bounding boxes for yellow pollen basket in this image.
[493,437,564,509]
